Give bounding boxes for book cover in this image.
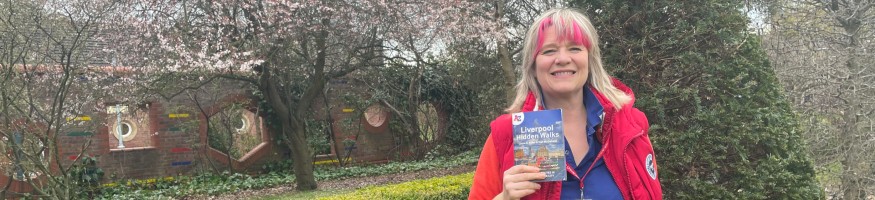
[512,109,566,182]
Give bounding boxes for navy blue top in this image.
[559,87,623,200]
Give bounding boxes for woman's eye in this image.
[570,47,583,52]
[542,49,556,55]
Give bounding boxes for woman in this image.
[469,8,663,200]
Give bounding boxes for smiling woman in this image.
[469,8,662,200]
[534,26,590,103]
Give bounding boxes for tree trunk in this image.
[839,9,866,199]
[261,79,318,190]
[286,19,331,191]
[495,2,516,103]
[406,69,426,158]
[839,99,862,199]
[286,116,316,190]
[260,67,319,191]
[498,41,516,103]
[260,18,331,191]
[840,53,862,200]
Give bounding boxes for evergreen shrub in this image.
[569,0,824,199]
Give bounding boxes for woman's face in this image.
[534,27,589,99]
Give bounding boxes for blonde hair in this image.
[505,8,631,113]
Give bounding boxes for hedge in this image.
[567,1,823,199]
[316,172,473,200]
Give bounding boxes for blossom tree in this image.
[107,0,502,190]
[0,0,142,198]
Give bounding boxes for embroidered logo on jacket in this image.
[646,153,657,180]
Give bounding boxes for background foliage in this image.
[360,54,506,156]
[95,150,478,199]
[569,0,823,199]
[0,0,840,199]
[758,0,875,198]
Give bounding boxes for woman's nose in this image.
[554,50,571,65]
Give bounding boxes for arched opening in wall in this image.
[308,118,333,156]
[207,106,263,161]
[416,102,443,145]
[0,132,48,181]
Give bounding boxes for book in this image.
[511,109,566,182]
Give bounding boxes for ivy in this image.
[67,156,105,199]
[95,150,477,199]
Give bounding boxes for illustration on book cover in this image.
[512,109,566,182]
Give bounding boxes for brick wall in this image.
[312,79,399,165]
[0,175,35,199]
[5,79,409,196]
[105,107,152,149]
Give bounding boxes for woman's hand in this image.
[494,165,546,200]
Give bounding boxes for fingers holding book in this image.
[498,165,546,200]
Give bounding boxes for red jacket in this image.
[469,79,663,200]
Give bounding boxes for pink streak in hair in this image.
[533,17,592,59]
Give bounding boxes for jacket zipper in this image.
[599,118,625,198]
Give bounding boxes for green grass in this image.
[261,172,474,200]
[315,172,473,200]
[254,189,353,200]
